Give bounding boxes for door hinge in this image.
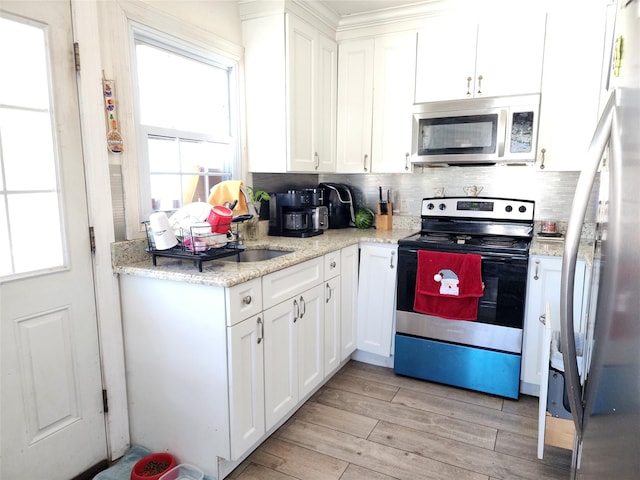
[89,226,96,253]
[74,42,81,71]
[102,389,109,414]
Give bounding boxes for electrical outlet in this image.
[400,198,409,213]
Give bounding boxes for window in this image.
[0,15,65,279]
[133,29,238,219]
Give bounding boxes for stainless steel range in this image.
[395,196,535,399]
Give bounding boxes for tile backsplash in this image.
[253,167,598,223]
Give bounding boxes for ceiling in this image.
[319,0,429,17]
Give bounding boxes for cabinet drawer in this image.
[226,278,263,326]
[263,257,323,310]
[324,250,341,280]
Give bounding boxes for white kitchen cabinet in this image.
[243,13,337,173]
[296,283,324,399]
[356,243,398,357]
[119,276,234,473]
[263,295,298,431]
[324,250,342,376]
[336,38,374,173]
[340,244,359,360]
[262,258,325,430]
[337,31,416,173]
[227,314,265,458]
[415,14,546,103]
[263,283,324,431]
[120,246,359,477]
[535,2,610,171]
[521,255,589,395]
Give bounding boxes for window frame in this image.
[129,22,241,222]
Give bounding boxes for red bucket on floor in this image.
[131,453,177,480]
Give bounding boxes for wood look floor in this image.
[228,360,572,480]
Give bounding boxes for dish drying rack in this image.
[143,217,250,272]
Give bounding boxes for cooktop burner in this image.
[399,196,535,257]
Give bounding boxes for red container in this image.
[207,205,233,234]
[131,453,177,480]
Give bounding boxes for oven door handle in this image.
[560,90,615,440]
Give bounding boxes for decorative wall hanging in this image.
[103,78,124,154]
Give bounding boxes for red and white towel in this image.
[413,250,484,321]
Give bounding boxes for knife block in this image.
[377,203,393,231]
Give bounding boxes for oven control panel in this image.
[421,197,534,221]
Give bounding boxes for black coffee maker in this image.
[318,183,355,228]
[268,189,325,237]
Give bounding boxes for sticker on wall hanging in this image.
[103,79,124,154]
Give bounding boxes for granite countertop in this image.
[113,217,596,288]
[113,227,417,288]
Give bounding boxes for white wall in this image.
[139,0,244,45]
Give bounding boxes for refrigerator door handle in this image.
[560,90,616,439]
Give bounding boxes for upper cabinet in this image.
[336,31,416,174]
[415,14,546,103]
[535,2,612,171]
[242,13,337,173]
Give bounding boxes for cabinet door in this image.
[324,276,341,377]
[536,4,609,171]
[356,244,398,357]
[263,298,298,431]
[336,38,374,173]
[371,31,416,173]
[298,284,325,399]
[474,14,546,98]
[521,256,587,392]
[341,244,359,360]
[228,314,265,459]
[243,14,287,173]
[287,14,316,172]
[316,34,338,173]
[415,19,477,103]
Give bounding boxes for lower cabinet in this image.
[521,255,589,395]
[228,314,265,457]
[356,243,398,357]
[120,246,359,478]
[340,244,359,360]
[263,283,324,431]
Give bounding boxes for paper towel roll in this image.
[149,212,178,250]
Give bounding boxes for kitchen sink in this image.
[224,248,293,262]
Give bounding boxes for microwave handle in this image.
[498,109,507,157]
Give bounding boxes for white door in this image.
[297,284,324,399]
[263,299,298,431]
[356,244,398,357]
[0,1,107,479]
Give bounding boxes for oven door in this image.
[396,246,528,353]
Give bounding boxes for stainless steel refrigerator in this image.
[560,1,640,478]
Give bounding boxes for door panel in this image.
[1,1,107,478]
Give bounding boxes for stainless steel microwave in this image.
[411,94,540,166]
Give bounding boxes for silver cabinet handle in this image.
[538,313,546,325]
[390,251,395,269]
[243,295,252,305]
[257,317,263,344]
[534,259,540,280]
[405,152,410,171]
[497,109,507,158]
[477,74,483,95]
[314,152,319,170]
[326,282,332,303]
[330,261,336,269]
[466,76,472,96]
[363,154,369,172]
[293,299,299,323]
[299,295,306,318]
[539,148,546,170]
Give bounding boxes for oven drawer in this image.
[394,333,521,399]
